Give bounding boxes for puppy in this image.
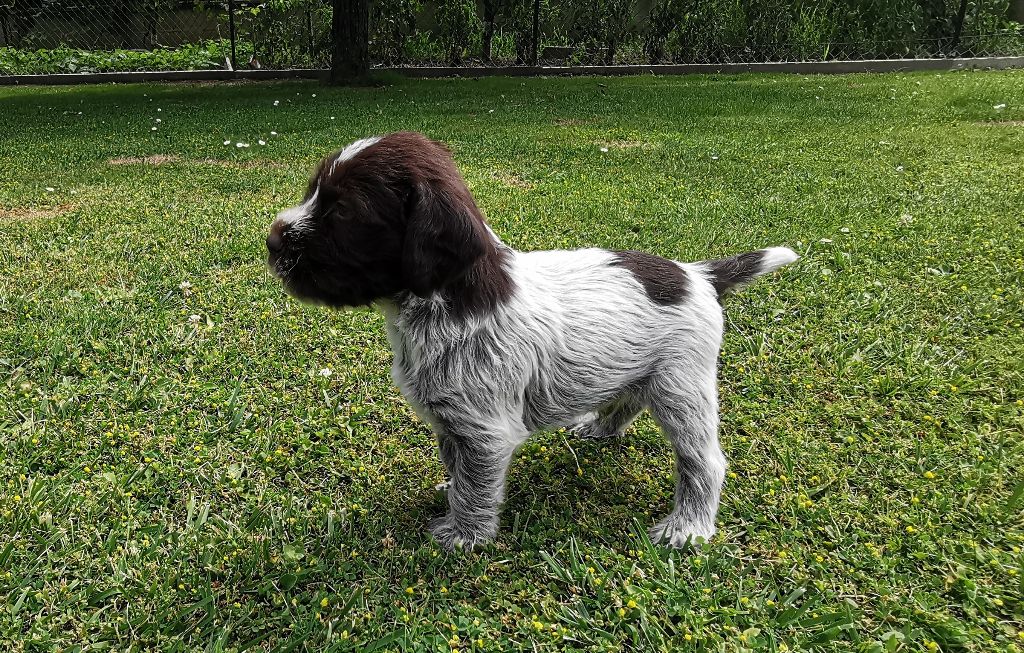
[267,132,798,550]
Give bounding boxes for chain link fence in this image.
[1,0,1023,75]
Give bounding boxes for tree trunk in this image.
[330,0,369,84]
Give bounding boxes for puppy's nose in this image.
[267,220,286,254]
[267,231,283,254]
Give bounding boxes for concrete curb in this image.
[2,56,1023,86]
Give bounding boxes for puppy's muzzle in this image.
[267,219,287,256]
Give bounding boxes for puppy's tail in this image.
[698,246,799,296]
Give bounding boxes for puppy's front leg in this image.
[429,426,522,550]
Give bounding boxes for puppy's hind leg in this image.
[646,370,725,549]
[569,394,644,440]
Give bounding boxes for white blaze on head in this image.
[329,136,382,174]
[274,136,382,233]
[275,187,320,232]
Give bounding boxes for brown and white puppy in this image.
[268,131,798,550]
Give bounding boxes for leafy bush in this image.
[435,0,481,64]
[371,0,422,64]
[1,0,1022,72]
[644,0,686,63]
[0,40,252,75]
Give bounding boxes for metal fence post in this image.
[531,0,540,66]
[950,0,969,54]
[307,8,315,64]
[228,0,238,70]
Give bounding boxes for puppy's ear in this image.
[402,183,487,298]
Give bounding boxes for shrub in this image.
[0,40,251,75]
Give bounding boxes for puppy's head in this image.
[267,132,503,310]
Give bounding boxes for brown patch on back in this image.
[0,204,74,221]
[108,155,179,166]
[611,250,688,305]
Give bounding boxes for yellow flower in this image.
[320,597,329,607]
[405,587,414,595]
[627,599,637,609]
[440,586,448,593]
[684,633,692,641]
[925,640,938,652]
[765,599,775,607]
[617,608,626,617]
[906,526,917,534]
[993,598,1004,606]
[923,471,936,479]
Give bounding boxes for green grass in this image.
[1,71,1022,652]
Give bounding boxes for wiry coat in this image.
[267,132,799,549]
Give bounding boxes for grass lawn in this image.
[1,71,1022,652]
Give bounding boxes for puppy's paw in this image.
[649,515,715,550]
[434,478,452,492]
[568,413,621,439]
[428,515,495,552]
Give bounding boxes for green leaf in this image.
[282,543,304,562]
[279,573,297,591]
